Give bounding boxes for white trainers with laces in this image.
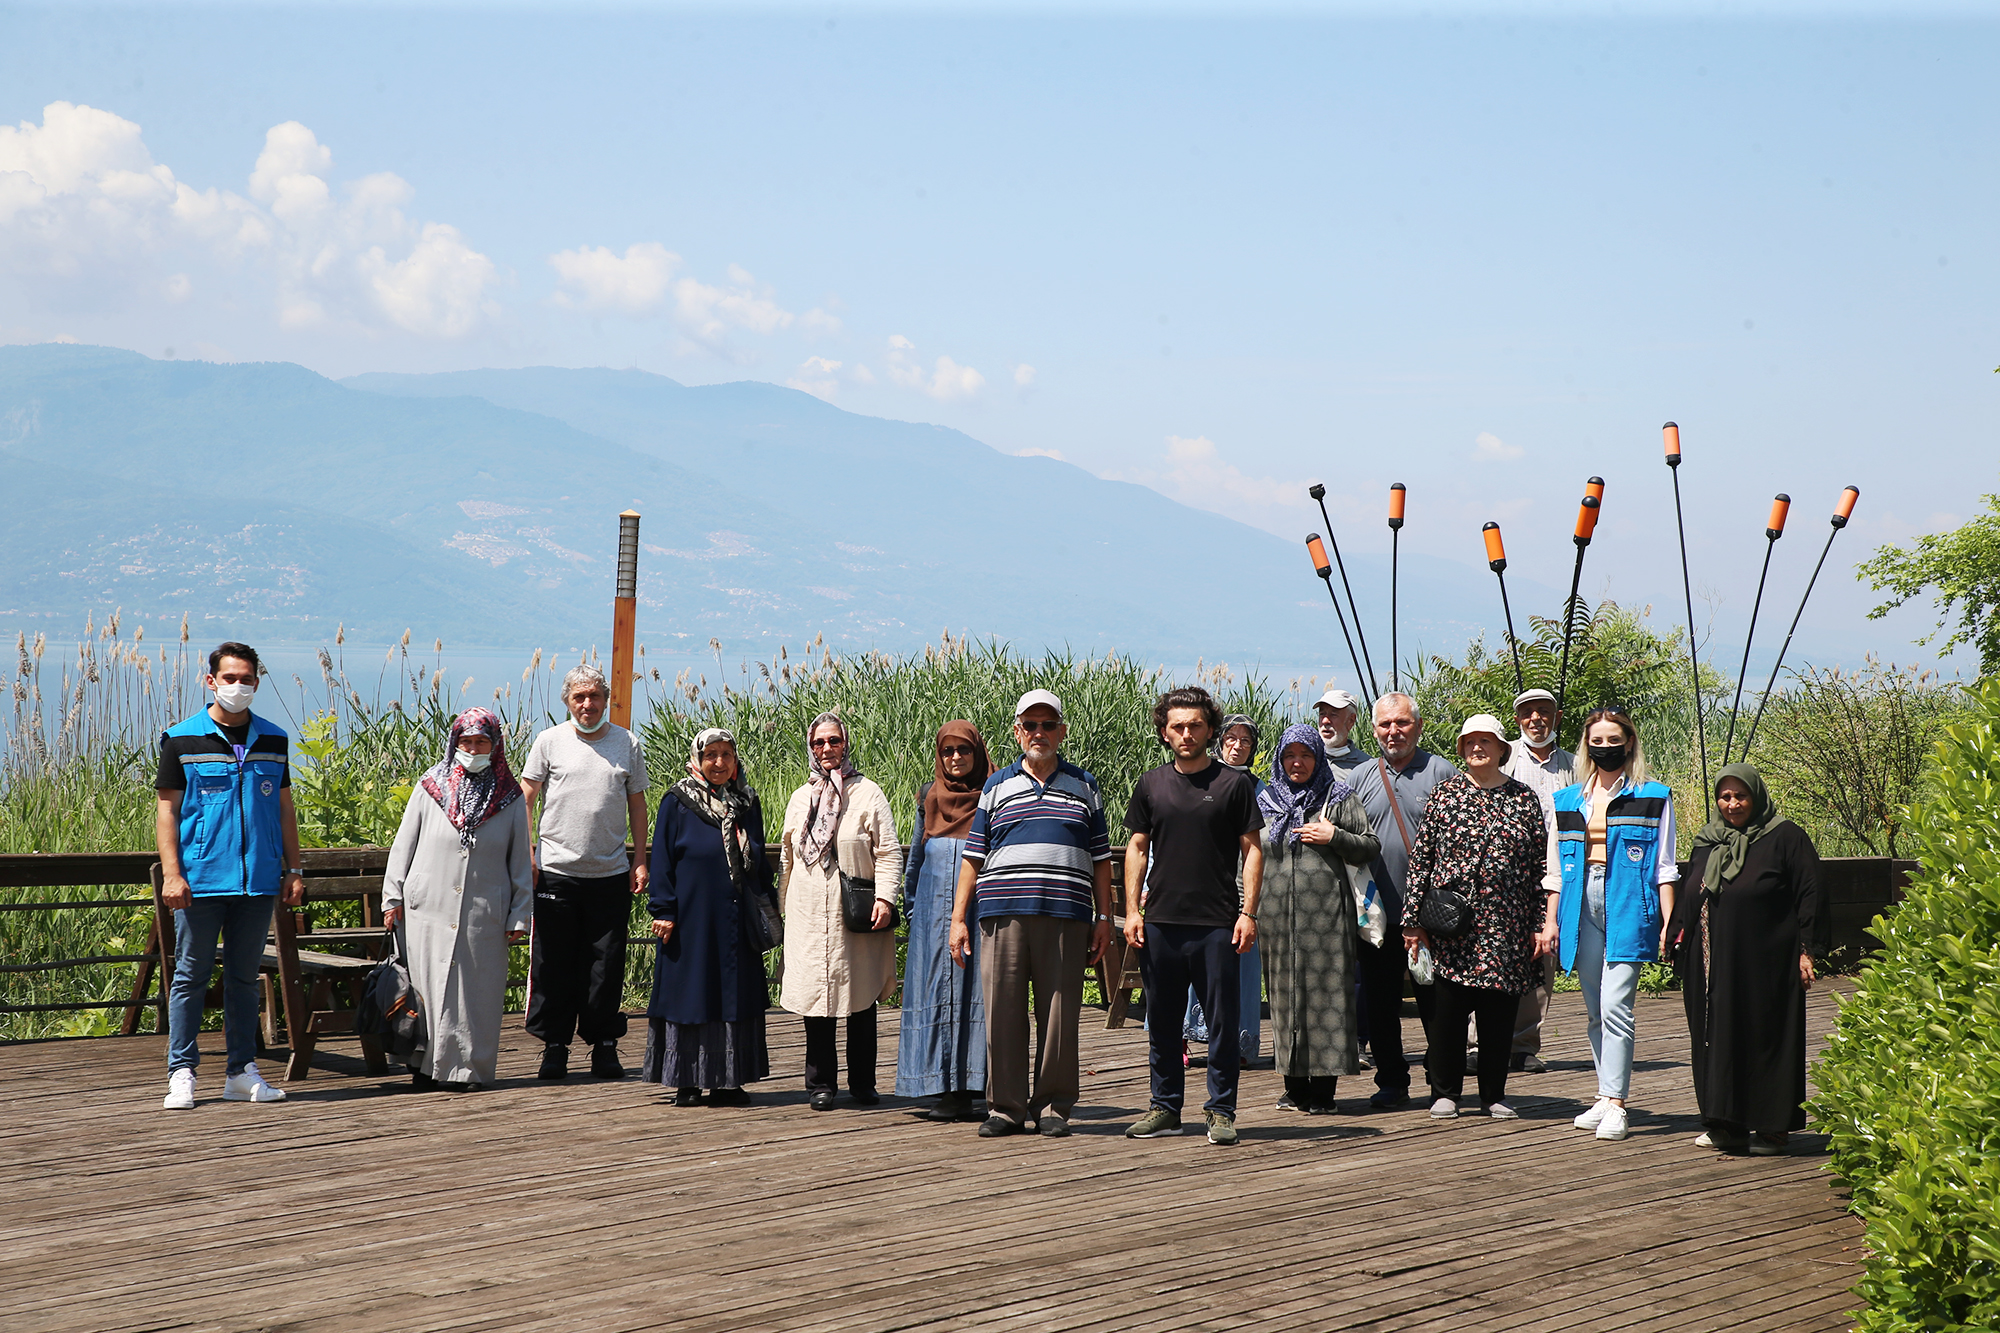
[163,1068,196,1111]
[1595,1105,1631,1141]
[222,1062,286,1103]
[1573,1097,1613,1130]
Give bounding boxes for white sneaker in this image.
[1595,1105,1630,1141]
[1486,1101,1520,1120]
[163,1068,196,1111]
[1573,1097,1613,1130]
[1428,1097,1459,1119]
[222,1062,286,1103]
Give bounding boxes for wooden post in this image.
[611,510,641,729]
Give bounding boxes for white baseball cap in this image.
[1456,713,1513,763]
[1014,688,1064,720]
[1316,688,1360,712]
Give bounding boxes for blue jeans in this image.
[1574,864,1640,1100]
[1140,922,1240,1116]
[168,894,276,1075]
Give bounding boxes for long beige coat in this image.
[779,776,902,1017]
[380,790,532,1085]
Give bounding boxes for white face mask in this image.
[455,748,493,773]
[573,713,609,734]
[214,681,256,714]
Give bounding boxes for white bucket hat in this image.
[1455,713,1512,765]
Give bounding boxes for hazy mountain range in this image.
[0,343,1549,671]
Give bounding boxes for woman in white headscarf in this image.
[780,712,902,1110]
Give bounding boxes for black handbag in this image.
[746,884,784,951]
[354,928,427,1065]
[840,872,898,933]
[1417,880,1476,939]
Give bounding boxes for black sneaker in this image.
[673,1088,701,1107]
[590,1042,625,1080]
[1275,1092,1301,1112]
[850,1089,881,1106]
[537,1044,569,1081]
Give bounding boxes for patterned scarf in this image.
[674,726,757,890]
[922,720,991,841]
[798,711,860,869]
[1257,722,1351,844]
[419,706,522,849]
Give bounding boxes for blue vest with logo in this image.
[1553,778,1672,969]
[162,710,290,897]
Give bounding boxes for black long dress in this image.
[1673,820,1827,1133]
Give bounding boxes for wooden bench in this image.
[263,848,395,1080]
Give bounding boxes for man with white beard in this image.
[1499,688,1575,1074]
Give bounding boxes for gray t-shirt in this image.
[521,722,649,879]
[1349,748,1460,926]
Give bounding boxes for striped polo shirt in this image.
[963,757,1112,922]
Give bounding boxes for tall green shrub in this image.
[1811,675,2000,1330]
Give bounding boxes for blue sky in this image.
[2,1,1995,673]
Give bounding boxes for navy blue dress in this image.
[640,791,773,1090]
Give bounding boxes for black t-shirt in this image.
[155,717,290,791]
[1123,759,1264,928]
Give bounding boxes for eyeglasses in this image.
[1017,719,1063,734]
[939,745,976,757]
[809,736,845,749]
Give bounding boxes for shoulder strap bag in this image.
[1382,758,1473,940]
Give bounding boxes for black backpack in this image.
[355,929,427,1066]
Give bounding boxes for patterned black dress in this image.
[1403,775,1548,994]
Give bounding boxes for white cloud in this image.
[549,242,679,315]
[1109,434,1318,538]
[0,102,502,339]
[1013,364,1036,388]
[885,335,985,401]
[786,355,844,400]
[1473,430,1524,463]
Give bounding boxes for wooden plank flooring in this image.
[0,986,1865,1333]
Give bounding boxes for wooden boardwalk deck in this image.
[1,986,1863,1333]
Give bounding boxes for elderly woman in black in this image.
[1673,762,1827,1156]
[1402,714,1553,1121]
[642,727,778,1106]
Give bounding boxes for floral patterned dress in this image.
[1403,774,1548,994]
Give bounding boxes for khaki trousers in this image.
[980,915,1090,1125]
[1512,950,1558,1055]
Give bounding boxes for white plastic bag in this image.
[1409,941,1435,986]
[1349,864,1388,948]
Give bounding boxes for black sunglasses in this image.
[939,744,976,757]
[1017,719,1063,734]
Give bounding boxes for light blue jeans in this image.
[1573,864,1640,1101]
[168,894,276,1075]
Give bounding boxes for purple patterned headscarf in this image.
[1257,722,1352,844]
[419,706,522,848]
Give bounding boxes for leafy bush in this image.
[1811,675,2000,1331]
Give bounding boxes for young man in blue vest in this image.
[154,642,306,1110]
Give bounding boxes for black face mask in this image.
[1588,743,1628,772]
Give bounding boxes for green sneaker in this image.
[1126,1108,1183,1139]
[1205,1110,1238,1145]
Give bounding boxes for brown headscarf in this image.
[921,720,991,841]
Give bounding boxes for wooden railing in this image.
[2,848,1912,1038]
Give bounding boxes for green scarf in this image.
[1690,761,1781,894]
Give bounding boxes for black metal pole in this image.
[1305,533,1371,705]
[1388,483,1405,693]
[1556,487,1600,714]
[1310,484,1380,699]
[1742,487,1859,759]
[1482,522,1526,695]
[1723,494,1790,765]
[1664,424,1711,817]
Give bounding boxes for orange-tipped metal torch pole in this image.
[1309,484,1379,698]
[610,510,641,729]
[1664,422,1711,814]
[1388,483,1405,692]
[1722,493,1790,764]
[1555,478,1603,715]
[1741,486,1860,759]
[1305,533,1370,704]
[1483,521,1526,695]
